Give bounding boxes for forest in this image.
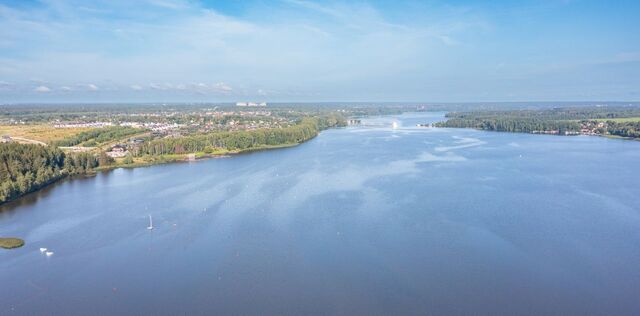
[0,143,113,204]
[435,107,640,138]
[604,121,640,138]
[436,117,581,134]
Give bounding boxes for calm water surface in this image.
[1,112,639,315]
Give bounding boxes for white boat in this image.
[39,247,47,253]
[45,251,54,256]
[147,214,154,230]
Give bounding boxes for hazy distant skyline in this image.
[1,0,639,103]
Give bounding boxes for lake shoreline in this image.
[96,142,304,171]
[2,111,640,314]
[0,140,309,207]
[435,126,640,142]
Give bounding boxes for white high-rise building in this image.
[236,102,267,107]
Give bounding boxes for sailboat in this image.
[147,214,154,230]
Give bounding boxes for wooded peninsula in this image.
[1,105,352,204]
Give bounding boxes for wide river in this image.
[1,112,639,315]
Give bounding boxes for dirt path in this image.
[10,137,47,146]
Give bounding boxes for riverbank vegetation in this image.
[435,107,640,139]
[135,115,344,156]
[0,143,112,204]
[0,237,25,249]
[0,113,345,205]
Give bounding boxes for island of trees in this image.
[0,237,25,249]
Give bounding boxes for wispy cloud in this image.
[146,0,191,10]
[34,85,51,92]
[0,0,638,102]
[85,83,99,91]
[0,80,12,90]
[212,82,232,92]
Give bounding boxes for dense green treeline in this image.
[435,107,640,138]
[603,121,640,138]
[0,143,112,204]
[136,115,345,156]
[436,118,581,133]
[52,126,144,147]
[1,143,66,203]
[441,107,640,121]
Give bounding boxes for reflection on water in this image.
[1,112,640,315]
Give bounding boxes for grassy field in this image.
[0,237,25,249]
[592,117,640,123]
[0,124,91,143]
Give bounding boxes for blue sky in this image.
[0,0,639,102]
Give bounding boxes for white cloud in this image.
[436,35,460,46]
[34,85,51,92]
[0,0,464,101]
[146,0,191,10]
[212,82,232,92]
[1,0,634,101]
[130,84,143,90]
[0,80,11,90]
[60,86,72,91]
[74,83,100,91]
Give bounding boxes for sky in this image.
[0,0,639,103]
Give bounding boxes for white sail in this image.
[147,214,153,230]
